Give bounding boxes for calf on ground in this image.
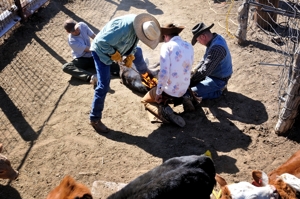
[108,155,216,199]
[46,175,92,199]
[0,143,19,180]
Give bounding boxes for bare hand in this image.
[155,94,163,103]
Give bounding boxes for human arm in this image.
[155,94,163,104]
[156,44,171,96]
[90,34,96,39]
[190,45,226,86]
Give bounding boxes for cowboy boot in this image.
[159,104,186,127]
[90,120,109,133]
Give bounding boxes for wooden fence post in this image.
[235,0,250,45]
[275,51,300,135]
[254,0,279,31]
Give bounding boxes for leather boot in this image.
[159,105,186,127]
[90,120,109,133]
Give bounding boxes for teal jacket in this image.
[91,14,139,65]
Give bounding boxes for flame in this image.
[141,72,158,89]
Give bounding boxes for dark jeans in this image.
[62,57,95,81]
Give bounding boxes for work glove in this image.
[110,51,122,62]
[123,54,135,68]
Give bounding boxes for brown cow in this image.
[46,175,92,199]
[214,150,300,199]
[253,149,300,186]
[0,143,19,180]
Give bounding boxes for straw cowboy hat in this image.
[134,13,161,50]
[160,23,185,42]
[191,22,214,45]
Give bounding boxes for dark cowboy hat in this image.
[191,22,214,45]
[160,23,185,42]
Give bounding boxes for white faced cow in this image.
[215,150,300,199]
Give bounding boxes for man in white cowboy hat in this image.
[188,22,233,102]
[141,23,194,127]
[89,13,161,133]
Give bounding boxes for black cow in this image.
[107,155,216,199]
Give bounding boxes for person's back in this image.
[159,36,194,98]
[141,23,194,127]
[203,34,232,80]
[91,14,138,66]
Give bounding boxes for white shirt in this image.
[156,36,194,97]
[68,22,95,58]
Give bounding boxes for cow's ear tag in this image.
[204,150,212,159]
[212,189,222,199]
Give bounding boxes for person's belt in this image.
[210,75,231,82]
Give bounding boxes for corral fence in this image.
[0,0,49,38]
[0,0,299,140]
[235,0,300,135]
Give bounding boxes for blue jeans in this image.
[90,47,147,121]
[191,76,227,99]
[90,51,111,121]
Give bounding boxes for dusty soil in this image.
[1,0,300,198]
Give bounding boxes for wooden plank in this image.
[254,0,279,31]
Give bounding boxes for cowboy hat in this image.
[191,22,214,45]
[160,23,185,42]
[133,13,161,50]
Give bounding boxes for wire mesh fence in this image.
[206,0,300,133]
[1,0,299,152]
[0,0,300,196]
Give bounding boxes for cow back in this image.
[107,155,216,199]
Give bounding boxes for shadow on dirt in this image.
[0,184,22,199]
[105,0,163,15]
[96,91,268,174]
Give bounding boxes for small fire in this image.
[141,72,158,89]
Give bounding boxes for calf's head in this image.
[46,175,92,199]
[252,171,298,199]
[215,174,279,199]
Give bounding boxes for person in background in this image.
[89,13,161,133]
[141,23,194,127]
[63,19,97,85]
[185,22,233,110]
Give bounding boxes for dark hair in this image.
[64,19,76,33]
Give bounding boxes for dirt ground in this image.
[1,0,300,198]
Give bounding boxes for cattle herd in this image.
[1,142,300,198]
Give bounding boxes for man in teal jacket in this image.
[89,13,161,133]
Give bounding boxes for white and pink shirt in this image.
[156,36,194,97]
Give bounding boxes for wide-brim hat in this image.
[134,13,161,50]
[160,23,185,42]
[191,22,214,45]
